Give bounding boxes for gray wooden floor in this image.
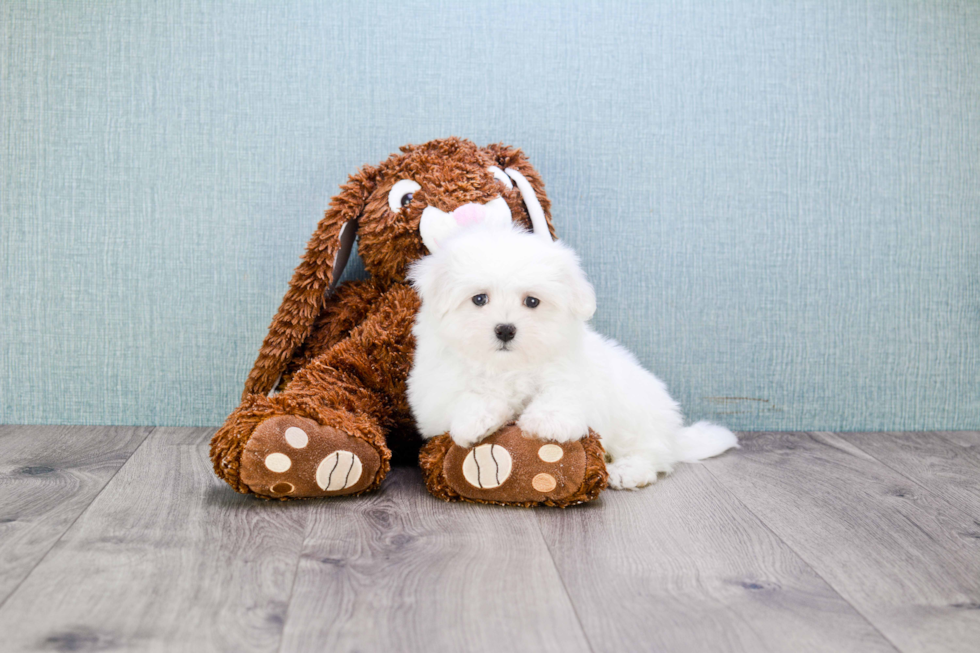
[0,427,978,652]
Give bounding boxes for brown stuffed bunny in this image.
[210,138,607,506]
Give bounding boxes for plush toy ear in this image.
[242,165,378,398]
[483,144,557,241]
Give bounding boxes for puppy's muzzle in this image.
[494,323,517,343]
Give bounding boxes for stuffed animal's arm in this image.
[283,279,391,383]
[270,282,420,414]
[243,278,386,398]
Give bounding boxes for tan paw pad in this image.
[284,427,308,448]
[264,453,292,472]
[271,482,294,495]
[316,451,363,491]
[538,444,564,462]
[461,444,512,489]
[532,473,557,492]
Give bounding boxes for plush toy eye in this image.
[523,296,540,308]
[472,294,489,307]
[488,166,513,189]
[388,179,422,212]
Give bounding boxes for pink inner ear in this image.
[453,203,486,226]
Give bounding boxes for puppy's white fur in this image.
[407,224,737,489]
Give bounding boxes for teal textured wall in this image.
[2,1,978,429]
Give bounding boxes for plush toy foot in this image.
[419,423,608,507]
[237,416,385,499]
[210,395,391,499]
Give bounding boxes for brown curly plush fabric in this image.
[209,137,605,506]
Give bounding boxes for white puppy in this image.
[407,224,737,489]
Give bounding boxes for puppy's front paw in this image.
[517,410,589,444]
[450,411,506,449]
[606,458,658,490]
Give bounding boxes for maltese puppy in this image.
[406,224,737,489]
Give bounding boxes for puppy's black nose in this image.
[494,323,517,342]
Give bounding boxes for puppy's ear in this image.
[558,246,597,322]
[407,254,444,310]
[243,164,378,398]
[483,143,557,241]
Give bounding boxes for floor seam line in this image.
[274,495,315,653]
[0,425,156,614]
[531,511,597,653]
[701,449,907,653]
[831,431,980,524]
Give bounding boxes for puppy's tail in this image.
[676,421,739,463]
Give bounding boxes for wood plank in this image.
[537,462,898,653]
[706,431,980,653]
[279,467,592,653]
[0,424,150,604]
[837,432,980,521]
[0,427,308,653]
[933,431,980,449]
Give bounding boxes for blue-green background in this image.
[2,1,978,429]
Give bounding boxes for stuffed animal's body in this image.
[210,138,607,505]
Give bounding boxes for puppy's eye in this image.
[523,296,540,308]
[388,179,421,213]
[472,294,489,307]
